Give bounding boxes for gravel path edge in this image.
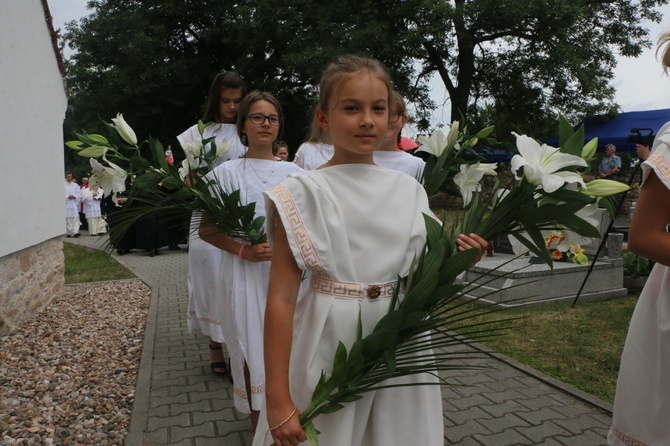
[125,284,158,446]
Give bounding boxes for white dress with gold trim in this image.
[178,123,246,342]
[254,164,444,446]
[609,122,670,446]
[210,158,302,414]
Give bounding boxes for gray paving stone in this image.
[444,419,492,443]
[150,393,190,408]
[144,426,169,444]
[473,428,534,446]
[554,430,609,446]
[515,421,572,443]
[147,412,192,431]
[171,399,213,416]
[171,423,217,442]
[515,406,567,425]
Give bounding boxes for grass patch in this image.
[63,243,135,284]
[455,296,637,403]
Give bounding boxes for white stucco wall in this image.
[0,0,68,257]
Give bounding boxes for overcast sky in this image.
[50,0,670,130]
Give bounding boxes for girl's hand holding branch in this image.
[268,402,306,446]
[457,233,488,267]
[240,241,273,262]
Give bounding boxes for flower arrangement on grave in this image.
[544,230,589,264]
[68,114,629,446]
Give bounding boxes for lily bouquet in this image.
[416,117,628,265]
[67,115,268,246]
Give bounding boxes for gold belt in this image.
[309,276,402,300]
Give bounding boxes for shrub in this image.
[623,252,653,277]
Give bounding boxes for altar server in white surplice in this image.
[255,56,488,446]
[178,71,248,378]
[608,36,670,445]
[64,172,82,237]
[82,184,104,236]
[199,91,302,432]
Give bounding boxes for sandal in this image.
[209,343,229,377]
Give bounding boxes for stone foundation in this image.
[0,237,64,335]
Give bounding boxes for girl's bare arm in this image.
[264,217,306,445]
[629,170,670,267]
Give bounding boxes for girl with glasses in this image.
[199,91,302,431]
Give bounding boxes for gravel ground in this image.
[1,279,150,445]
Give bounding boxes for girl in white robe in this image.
[256,55,487,446]
[178,71,248,376]
[199,91,302,430]
[608,37,670,443]
[293,110,334,171]
[373,91,425,182]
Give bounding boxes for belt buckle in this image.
[367,285,381,299]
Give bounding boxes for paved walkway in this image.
[66,234,613,445]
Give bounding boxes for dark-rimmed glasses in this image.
[245,113,281,127]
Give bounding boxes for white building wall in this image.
[0,0,68,257]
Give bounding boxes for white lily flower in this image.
[182,138,203,159]
[555,202,599,250]
[453,162,498,206]
[111,113,137,146]
[511,132,587,193]
[89,158,127,195]
[416,128,448,157]
[178,159,192,180]
[215,138,232,159]
[446,121,460,147]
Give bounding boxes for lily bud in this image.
[447,121,460,147]
[581,138,598,161]
[111,113,138,146]
[583,179,630,197]
[78,146,108,158]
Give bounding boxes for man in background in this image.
[599,143,621,181]
[65,172,81,237]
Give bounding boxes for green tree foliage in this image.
[62,0,666,171]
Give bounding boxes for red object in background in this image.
[398,136,419,151]
[165,147,174,165]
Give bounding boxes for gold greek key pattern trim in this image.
[310,276,400,299]
[233,384,265,400]
[271,183,328,277]
[233,386,246,399]
[610,425,649,446]
[649,150,670,184]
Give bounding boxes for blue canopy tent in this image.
[546,108,670,152]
